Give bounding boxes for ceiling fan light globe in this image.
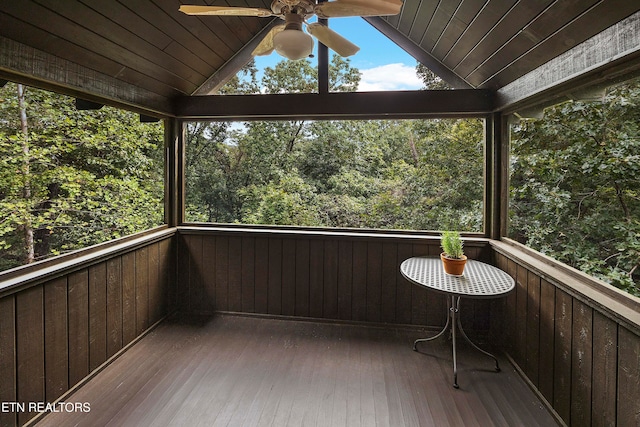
[273,29,314,60]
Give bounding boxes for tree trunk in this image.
[17,83,35,264]
[408,133,419,166]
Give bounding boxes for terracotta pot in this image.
[440,253,467,276]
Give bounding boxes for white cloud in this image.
[358,63,423,92]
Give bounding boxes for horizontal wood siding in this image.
[0,235,174,427]
[495,251,640,427]
[177,230,493,330]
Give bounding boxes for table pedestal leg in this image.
[456,299,500,373]
[413,295,501,389]
[451,295,459,388]
[412,306,450,350]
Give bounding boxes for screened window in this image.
[0,83,164,272]
[508,77,640,296]
[184,117,485,233]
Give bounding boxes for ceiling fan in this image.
[179,0,403,60]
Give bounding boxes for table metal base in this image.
[413,295,500,389]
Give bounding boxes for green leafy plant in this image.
[441,230,464,259]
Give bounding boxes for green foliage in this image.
[241,171,322,226]
[0,83,164,270]
[185,58,485,232]
[510,78,640,296]
[416,64,452,90]
[441,230,464,259]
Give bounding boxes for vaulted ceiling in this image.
[1,0,639,117]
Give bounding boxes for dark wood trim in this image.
[317,0,329,95]
[571,299,593,426]
[1,235,174,427]
[618,326,640,425]
[44,277,69,402]
[176,228,494,329]
[15,286,45,425]
[495,11,640,113]
[499,115,511,238]
[192,18,281,95]
[173,90,495,120]
[491,240,640,333]
[317,15,329,95]
[494,243,640,427]
[484,113,503,240]
[165,118,180,227]
[68,270,90,386]
[0,295,16,427]
[28,316,168,427]
[364,16,473,90]
[592,311,617,424]
[177,225,488,244]
[89,264,108,372]
[0,36,173,117]
[181,222,486,238]
[0,228,175,298]
[177,120,187,225]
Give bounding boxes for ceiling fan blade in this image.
[315,0,402,18]
[179,5,273,17]
[307,23,359,57]
[252,25,286,56]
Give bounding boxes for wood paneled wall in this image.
[176,229,495,331]
[8,225,639,427]
[0,235,173,427]
[495,250,640,427]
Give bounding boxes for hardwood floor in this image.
[36,314,558,427]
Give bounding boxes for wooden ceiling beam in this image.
[0,36,173,117]
[173,89,495,120]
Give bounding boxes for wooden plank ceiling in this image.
[0,0,639,116]
[377,0,640,89]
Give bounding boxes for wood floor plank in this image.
[221,320,293,425]
[36,314,560,427]
[383,330,422,426]
[205,325,272,425]
[267,322,321,426]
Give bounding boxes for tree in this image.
[184,57,485,234]
[185,55,361,224]
[0,83,164,270]
[416,64,452,90]
[510,78,640,295]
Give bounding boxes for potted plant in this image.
[440,230,467,276]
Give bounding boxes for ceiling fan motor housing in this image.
[273,12,314,60]
[270,0,315,16]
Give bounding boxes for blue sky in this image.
[252,17,424,91]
